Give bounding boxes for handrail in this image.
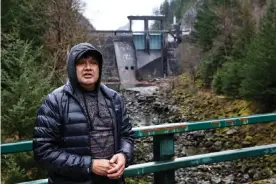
[133,113,276,137]
[1,141,32,154]
[2,113,276,154]
[124,143,276,176]
[18,144,276,184]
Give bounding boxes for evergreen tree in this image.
[1,32,54,140]
[1,0,48,45]
[199,59,215,87]
[211,68,224,94]
[240,1,276,106]
[230,0,255,60]
[212,1,255,97]
[194,1,218,51]
[1,31,54,139]
[1,32,52,183]
[221,62,242,97]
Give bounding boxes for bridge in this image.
[2,113,276,184]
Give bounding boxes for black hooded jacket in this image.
[33,43,134,184]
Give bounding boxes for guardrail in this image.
[1,113,276,184]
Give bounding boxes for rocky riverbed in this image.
[118,82,276,184]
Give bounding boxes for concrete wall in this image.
[137,57,164,80]
[136,50,161,69]
[114,40,138,84]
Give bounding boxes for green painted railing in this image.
[1,113,276,184]
[3,113,276,154]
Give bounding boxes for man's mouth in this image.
[83,73,93,78]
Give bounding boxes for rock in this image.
[204,140,213,147]
[182,146,199,156]
[263,167,273,177]
[107,76,120,82]
[224,141,233,148]
[248,168,256,177]
[184,141,194,146]
[241,164,249,173]
[153,101,162,108]
[222,174,235,184]
[212,141,223,151]
[245,135,253,142]
[201,181,211,184]
[253,170,262,180]
[184,177,197,183]
[267,178,276,184]
[137,96,147,102]
[242,140,252,146]
[146,95,156,102]
[152,117,159,124]
[211,175,222,183]
[226,128,238,135]
[242,174,250,182]
[197,165,211,172]
[180,149,187,157]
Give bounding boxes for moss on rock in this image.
[168,74,276,182]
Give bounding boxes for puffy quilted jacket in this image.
[33,82,134,184]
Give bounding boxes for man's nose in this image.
[84,61,92,70]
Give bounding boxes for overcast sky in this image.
[81,0,163,30]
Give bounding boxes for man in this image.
[33,43,134,184]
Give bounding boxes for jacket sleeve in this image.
[117,95,135,167]
[33,92,92,180]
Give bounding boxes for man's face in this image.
[76,55,99,90]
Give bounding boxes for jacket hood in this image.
[67,43,103,91]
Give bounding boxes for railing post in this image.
[153,134,175,184]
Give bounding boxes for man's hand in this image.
[107,153,126,179]
[92,159,116,176]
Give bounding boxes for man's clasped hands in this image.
[92,153,126,179]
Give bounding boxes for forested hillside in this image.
[154,0,276,110]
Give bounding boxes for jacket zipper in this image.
[65,92,93,179]
[83,96,93,131]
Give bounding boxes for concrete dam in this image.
[89,16,182,88]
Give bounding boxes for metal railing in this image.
[1,113,276,184]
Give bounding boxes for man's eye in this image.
[77,60,85,65]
